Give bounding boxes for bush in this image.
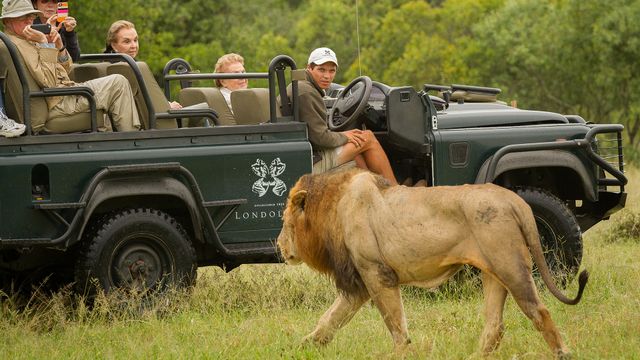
[602,209,640,243]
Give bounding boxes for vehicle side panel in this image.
[0,124,311,244]
[431,124,597,187]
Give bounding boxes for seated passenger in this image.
[31,0,80,61]
[104,20,137,58]
[1,1,140,132]
[214,53,248,112]
[104,20,182,110]
[288,47,398,185]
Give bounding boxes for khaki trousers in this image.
[49,74,141,131]
[312,147,340,174]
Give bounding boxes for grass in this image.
[1,171,640,359]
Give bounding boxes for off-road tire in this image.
[514,186,582,282]
[75,208,197,295]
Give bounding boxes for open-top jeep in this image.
[0,30,626,294]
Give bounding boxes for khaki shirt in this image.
[288,70,347,150]
[8,32,74,110]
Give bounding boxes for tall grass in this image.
[1,171,639,359]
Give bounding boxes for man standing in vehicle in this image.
[291,47,398,185]
[1,0,140,132]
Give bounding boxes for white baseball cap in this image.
[308,47,338,67]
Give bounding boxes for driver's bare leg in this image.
[360,146,398,185]
[337,130,398,185]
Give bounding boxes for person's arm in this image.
[60,27,80,62]
[169,101,182,110]
[12,30,60,89]
[298,91,348,149]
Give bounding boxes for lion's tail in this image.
[516,202,588,305]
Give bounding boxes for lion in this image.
[277,168,588,358]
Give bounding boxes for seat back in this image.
[179,87,235,126]
[69,62,109,83]
[107,61,177,129]
[231,88,275,125]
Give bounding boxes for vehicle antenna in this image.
[355,0,362,76]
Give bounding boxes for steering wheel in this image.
[328,76,373,131]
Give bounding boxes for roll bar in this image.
[162,55,299,123]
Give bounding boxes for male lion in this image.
[277,168,587,358]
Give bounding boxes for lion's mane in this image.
[289,169,390,298]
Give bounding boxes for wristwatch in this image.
[58,53,70,63]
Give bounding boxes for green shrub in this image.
[602,209,640,243]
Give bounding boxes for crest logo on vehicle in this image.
[251,158,287,197]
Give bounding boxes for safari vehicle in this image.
[0,30,626,294]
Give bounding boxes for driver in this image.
[290,47,398,185]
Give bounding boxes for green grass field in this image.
[1,170,639,359]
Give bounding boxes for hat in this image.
[0,0,42,20]
[308,47,338,66]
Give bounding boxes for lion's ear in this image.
[290,190,307,212]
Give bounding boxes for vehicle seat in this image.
[69,62,109,83]
[0,33,104,134]
[231,88,277,125]
[179,87,236,126]
[107,61,178,129]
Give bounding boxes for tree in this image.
[590,0,640,146]
[353,1,436,82]
[474,0,640,152]
[291,0,359,83]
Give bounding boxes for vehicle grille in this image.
[593,130,625,190]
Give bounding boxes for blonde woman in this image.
[104,20,138,59]
[104,20,182,110]
[214,53,248,111]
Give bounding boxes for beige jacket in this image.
[8,32,74,110]
[288,70,347,150]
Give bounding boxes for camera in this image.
[31,24,51,35]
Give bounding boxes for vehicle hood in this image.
[436,103,569,129]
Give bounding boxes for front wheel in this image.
[514,187,582,282]
[75,208,197,295]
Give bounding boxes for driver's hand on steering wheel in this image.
[343,129,367,148]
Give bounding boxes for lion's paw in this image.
[302,331,333,347]
[393,338,412,353]
[557,350,572,360]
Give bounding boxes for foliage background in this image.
[68,0,640,157]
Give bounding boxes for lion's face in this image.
[277,214,301,265]
[277,189,307,265]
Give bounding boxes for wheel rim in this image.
[110,233,174,291]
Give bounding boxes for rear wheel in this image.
[514,187,582,283]
[75,208,197,295]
